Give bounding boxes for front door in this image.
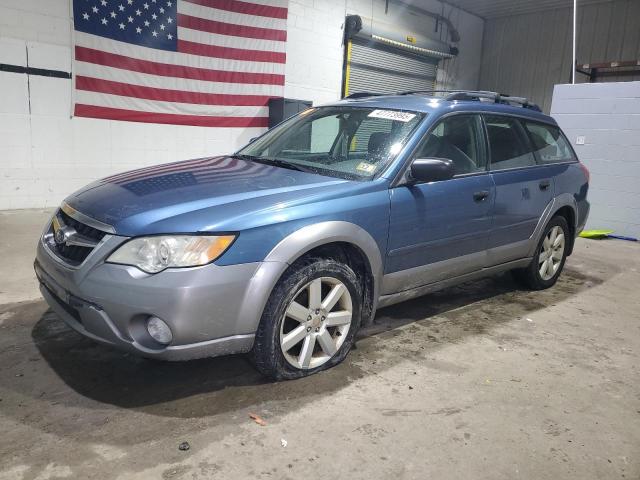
[384,114,495,295]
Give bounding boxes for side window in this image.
[309,115,340,153]
[485,115,536,171]
[273,114,338,154]
[523,121,576,164]
[414,115,486,175]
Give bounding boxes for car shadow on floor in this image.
[23,266,605,420]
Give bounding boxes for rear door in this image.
[484,114,554,265]
[384,114,495,294]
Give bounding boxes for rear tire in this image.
[513,215,569,290]
[250,257,362,380]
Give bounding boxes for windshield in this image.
[237,106,425,180]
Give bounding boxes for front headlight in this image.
[107,235,235,273]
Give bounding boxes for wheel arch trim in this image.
[527,194,578,258]
[237,221,383,338]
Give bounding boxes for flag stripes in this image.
[75,105,270,127]
[177,39,286,63]
[76,76,272,105]
[183,0,288,19]
[177,14,286,41]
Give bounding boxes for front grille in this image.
[44,209,108,266]
[60,209,106,242]
[54,242,93,265]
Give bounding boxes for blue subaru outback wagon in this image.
[35,91,590,379]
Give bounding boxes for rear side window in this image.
[485,115,536,171]
[523,122,576,164]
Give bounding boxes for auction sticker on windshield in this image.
[356,162,377,174]
[368,110,416,122]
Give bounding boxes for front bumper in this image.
[35,236,268,360]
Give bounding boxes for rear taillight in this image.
[579,162,590,183]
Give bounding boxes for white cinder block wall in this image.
[0,0,484,210]
[551,82,640,238]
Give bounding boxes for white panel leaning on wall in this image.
[551,81,640,238]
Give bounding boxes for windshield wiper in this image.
[231,153,260,162]
[231,154,311,173]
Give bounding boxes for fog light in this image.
[146,316,172,344]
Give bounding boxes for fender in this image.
[236,221,384,336]
[527,193,578,258]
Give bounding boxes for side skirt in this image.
[377,257,532,309]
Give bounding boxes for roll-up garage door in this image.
[344,38,439,96]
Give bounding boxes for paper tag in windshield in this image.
[356,162,377,174]
[368,109,416,122]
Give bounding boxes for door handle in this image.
[539,180,551,191]
[473,190,490,202]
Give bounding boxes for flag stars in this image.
[81,0,176,44]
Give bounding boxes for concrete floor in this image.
[1,210,639,480]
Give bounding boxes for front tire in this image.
[514,215,569,290]
[250,257,362,380]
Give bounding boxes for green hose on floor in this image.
[579,230,638,241]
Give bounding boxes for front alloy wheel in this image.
[251,257,362,380]
[279,277,352,369]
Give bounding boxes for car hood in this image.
[65,156,352,236]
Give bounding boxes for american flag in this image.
[72,0,287,127]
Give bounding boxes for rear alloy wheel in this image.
[538,225,565,281]
[280,277,353,369]
[251,258,362,380]
[513,215,569,290]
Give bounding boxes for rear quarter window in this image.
[485,115,536,171]
[523,121,576,164]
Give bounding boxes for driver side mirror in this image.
[409,158,455,184]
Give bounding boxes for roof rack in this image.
[344,92,383,99]
[398,89,474,96]
[398,89,541,112]
[345,89,541,111]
